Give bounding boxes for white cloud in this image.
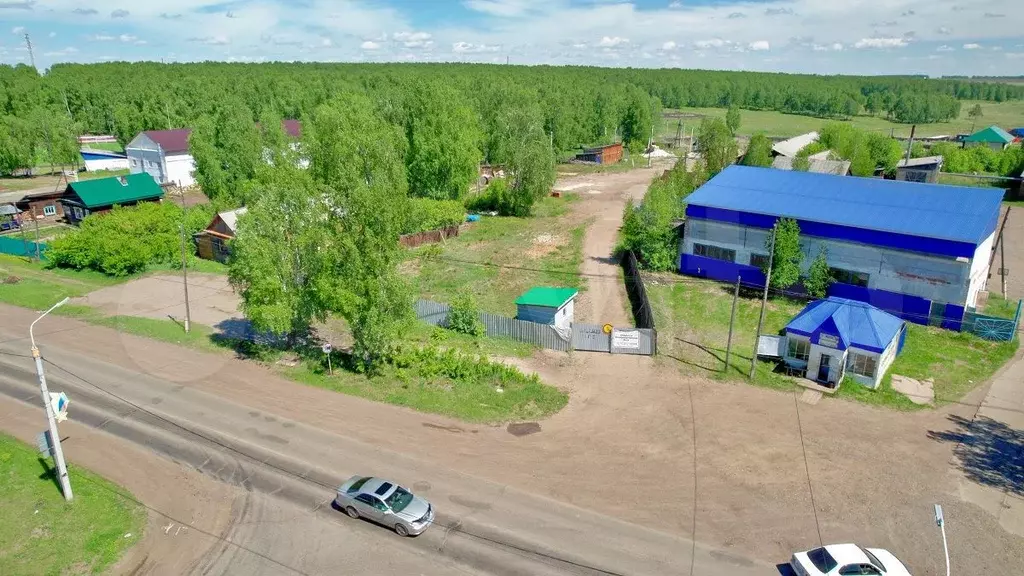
[119,34,136,43]
[694,38,727,49]
[597,36,628,48]
[464,0,546,17]
[572,42,587,49]
[11,26,24,35]
[47,31,55,38]
[320,37,332,47]
[90,34,116,42]
[43,46,78,57]
[812,42,843,51]
[748,40,770,51]
[188,36,229,46]
[111,9,130,18]
[452,41,500,53]
[962,43,981,50]
[854,37,908,49]
[393,31,432,48]
[360,40,379,50]
[936,45,955,52]
[936,26,952,35]
[668,1,683,8]
[661,41,676,51]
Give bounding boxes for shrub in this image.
[617,162,705,271]
[403,198,465,235]
[804,246,832,298]
[446,293,484,337]
[391,344,539,390]
[464,178,532,216]
[46,202,214,277]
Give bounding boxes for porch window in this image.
[848,353,877,378]
[787,339,810,362]
[693,243,736,263]
[829,267,869,288]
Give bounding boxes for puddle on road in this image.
[506,422,541,437]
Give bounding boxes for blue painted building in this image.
[783,297,906,389]
[516,287,578,329]
[679,166,1004,329]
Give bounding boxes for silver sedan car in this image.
[334,476,435,536]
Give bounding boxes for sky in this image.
[0,0,1022,76]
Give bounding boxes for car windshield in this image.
[861,548,886,572]
[807,548,838,573]
[385,487,414,512]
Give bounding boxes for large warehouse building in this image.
[679,166,1004,330]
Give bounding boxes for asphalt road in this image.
[0,329,774,576]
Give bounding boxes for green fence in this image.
[0,236,48,259]
[963,300,1022,342]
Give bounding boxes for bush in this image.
[618,162,705,271]
[804,246,832,298]
[46,202,214,277]
[403,198,465,235]
[391,344,538,390]
[464,178,531,216]
[446,293,484,337]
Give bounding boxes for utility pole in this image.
[1000,226,1007,298]
[750,227,776,379]
[724,275,741,373]
[903,124,917,165]
[934,505,950,576]
[32,207,41,261]
[24,33,36,71]
[31,297,73,501]
[648,124,654,168]
[178,189,192,333]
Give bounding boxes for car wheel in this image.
[345,506,359,519]
[395,523,409,537]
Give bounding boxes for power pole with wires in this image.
[32,207,41,262]
[750,227,776,379]
[178,188,192,333]
[903,124,917,165]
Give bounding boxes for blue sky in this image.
[1,0,1022,75]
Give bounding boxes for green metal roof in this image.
[515,287,578,308]
[964,126,1015,144]
[65,173,164,209]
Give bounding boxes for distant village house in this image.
[60,173,165,225]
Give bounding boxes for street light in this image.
[30,296,73,501]
[935,504,949,576]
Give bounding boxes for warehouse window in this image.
[693,243,736,263]
[787,339,810,362]
[848,353,877,378]
[749,253,769,269]
[830,267,869,288]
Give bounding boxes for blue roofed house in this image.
[783,297,906,389]
[679,165,1004,330]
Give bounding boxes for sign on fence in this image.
[611,329,640,350]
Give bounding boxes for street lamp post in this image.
[935,504,950,576]
[30,296,73,501]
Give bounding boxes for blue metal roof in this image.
[686,166,1003,245]
[786,297,904,353]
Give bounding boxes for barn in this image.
[895,156,943,183]
[60,173,165,225]
[963,125,1015,151]
[678,166,1003,330]
[575,143,623,165]
[195,207,247,262]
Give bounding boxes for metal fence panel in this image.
[962,300,1022,342]
[0,236,47,259]
[572,323,610,353]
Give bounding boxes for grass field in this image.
[406,195,587,316]
[0,434,145,576]
[648,275,1018,409]
[661,99,1024,139]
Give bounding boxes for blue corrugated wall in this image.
[516,304,557,325]
[679,253,966,330]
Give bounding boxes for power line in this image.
[792,390,824,549]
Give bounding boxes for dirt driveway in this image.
[996,205,1024,301]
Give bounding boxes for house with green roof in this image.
[60,173,165,225]
[963,125,1016,151]
[516,287,578,328]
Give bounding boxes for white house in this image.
[125,129,196,187]
[781,297,906,389]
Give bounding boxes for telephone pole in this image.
[750,227,776,379]
[32,207,41,261]
[724,275,741,373]
[24,33,36,71]
[903,124,917,165]
[31,297,74,501]
[178,189,192,333]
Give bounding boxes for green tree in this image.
[967,103,983,131]
[742,133,773,167]
[189,101,262,204]
[620,85,655,150]
[697,117,738,175]
[447,293,484,337]
[764,218,802,290]
[725,105,741,134]
[405,83,481,201]
[0,115,38,175]
[485,101,555,216]
[804,246,832,298]
[792,156,811,172]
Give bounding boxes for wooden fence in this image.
[400,225,460,248]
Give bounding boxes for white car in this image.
[790,543,911,576]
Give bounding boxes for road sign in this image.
[49,392,68,422]
[322,343,332,354]
[602,323,613,334]
[36,430,53,455]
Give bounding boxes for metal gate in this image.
[571,323,656,356]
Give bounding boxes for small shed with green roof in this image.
[516,287,578,328]
[963,125,1016,151]
[61,173,164,225]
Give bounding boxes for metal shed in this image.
[515,287,578,329]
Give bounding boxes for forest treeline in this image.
[2,62,1022,168]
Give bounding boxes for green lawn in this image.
[407,195,587,316]
[82,142,124,153]
[983,293,1022,319]
[649,276,1019,408]
[661,99,1024,139]
[0,434,145,575]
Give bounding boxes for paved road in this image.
[0,326,773,575]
